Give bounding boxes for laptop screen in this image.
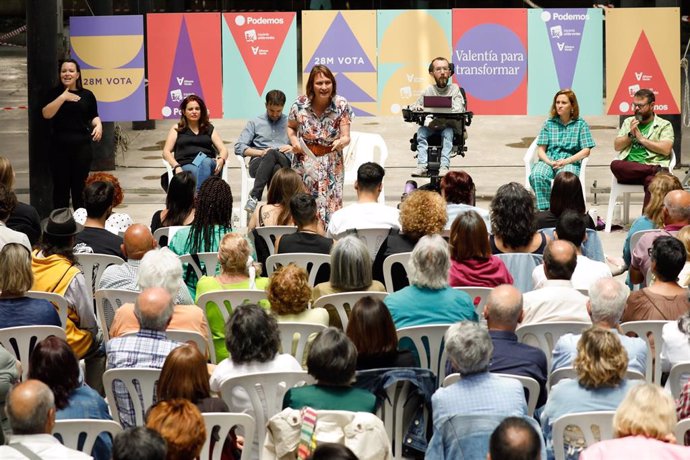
[423,96,452,108]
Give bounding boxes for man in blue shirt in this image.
[234,89,293,213]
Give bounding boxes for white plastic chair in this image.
[233,154,254,229]
[396,324,452,383]
[53,419,122,455]
[0,325,67,381]
[552,411,615,460]
[277,322,327,364]
[523,138,590,205]
[265,253,331,287]
[102,368,161,427]
[675,418,690,446]
[668,362,690,400]
[343,131,389,204]
[605,150,676,232]
[312,291,388,330]
[452,287,493,320]
[26,291,68,328]
[620,320,670,383]
[375,379,418,460]
[179,252,220,280]
[494,253,544,293]
[253,225,297,256]
[335,228,391,261]
[165,330,209,357]
[548,367,645,390]
[382,252,412,293]
[95,288,139,343]
[516,322,590,373]
[201,412,255,460]
[76,253,125,307]
[152,225,189,247]
[218,371,315,454]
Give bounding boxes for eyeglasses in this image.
[648,247,654,257]
[632,102,650,109]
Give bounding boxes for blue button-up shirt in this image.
[234,112,289,156]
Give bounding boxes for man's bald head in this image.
[485,284,523,331]
[543,240,577,281]
[488,417,541,460]
[123,224,156,260]
[134,287,174,331]
[663,190,690,225]
[6,379,56,434]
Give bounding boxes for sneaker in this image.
[244,196,258,214]
[413,166,427,177]
[439,166,450,176]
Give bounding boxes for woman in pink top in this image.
[448,210,513,288]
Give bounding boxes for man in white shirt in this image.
[532,211,611,290]
[327,162,400,237]
[0,380,92,459]
[522,240,591,325]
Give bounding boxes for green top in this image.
[283,384,377,414]
[626,120,653,163]
[617,114,674,166]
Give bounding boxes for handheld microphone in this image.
[634,113,644,122]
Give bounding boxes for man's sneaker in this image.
[244,196,258,214]
[439,166,450,176]
[413,166,427,177]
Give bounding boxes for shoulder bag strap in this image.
[8,443,44,460]
[641,289,671,320]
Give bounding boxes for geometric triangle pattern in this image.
[544,9,587,91]
[305,12,375,73]
[164,18,204,118]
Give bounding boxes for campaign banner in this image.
[606,8,679,115]
[147,13,222,119]
[302,11,377,117]
[377,10,452,115]
[69,15,145,122]
[222,12,297,119]
[452,9,527,115]
[527,9,603,115]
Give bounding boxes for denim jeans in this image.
[416,126,453,167]
[182,156,216,191]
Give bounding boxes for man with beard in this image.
[611,88,675,209]
[412,57,466,177]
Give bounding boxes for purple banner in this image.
[543,9,587,90]
[162,19,204,118]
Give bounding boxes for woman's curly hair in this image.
[225,304,280,364]
[490,182,537,249]
[267,264,311,315]
[85,172,124,207]
[400,190,447,241]
[574,326,628,389]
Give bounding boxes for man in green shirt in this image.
[611,88,674,208]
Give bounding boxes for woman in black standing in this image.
[42,59,102,209]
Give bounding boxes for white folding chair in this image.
[102,368,161,427]
[335,228,391,261]
[552,411,615,460]
[95,288,139,343]
[0,325,67,381]
[549,367,645,390]
[53,419,122,455]
[152,225,190,247]
[675,418,690,446]
[343,131,389,204]
[376,379,417,460]
[620,320,670,383]
[265,253,331,287]
[164,330,209,357]
[382,252,412,293]
[76,253,125,307]
[669,362,690,400]
[232,154,254,229]
[218,371,315,454]
[494,253,543,293]
[26,291,68,328]
[396,324,452,383]
[452,287,493,320]
[277,322,327,365]
[312,291,388,330]
[201,412,255,460]
[516,322,590,374]
[253,226,297,256]
[179,252,221,280]
[605,150,676,232]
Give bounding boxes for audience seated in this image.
[661,304,690,379]
[268,263,329,326]
[28,336,113,460]
[109,247,208,340]
[384,234,476,329]
[448,210,513,288]
[581,383,690,459]
[622,236,690,322]
[346,296,415,370]
[541,327,638,460]
[441,170,491,232]
[248,167,302,232]
[326,162,400,237]
[146,399,206,460]
[0,345,20,441]
[0,157,41,246]
[522,240,590,325]
[532,211,611,290]
[283,327,376,413]
[150,171,195,235]
[553,278,647,375]
[488,417,542,460]
[73,172,133,236]
[0,184,31,251]
[490,182,548,255]
[276,192,332,254]
[73,180,125,257]
[113,427,167,460]
[535,171,595,230]
[373,190,447,289]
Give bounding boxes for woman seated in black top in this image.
[150,171,196,237]
[276,192,332,254]
[534,171,595,230]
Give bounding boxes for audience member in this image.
[112,427,167,460]
[0,380,91,459]
[276,192,332,254]
[552,278,647,375]
[73,180,124,257]
[283,327,376,413]
[582,383,690,459]
[661,302,690,382]
[195,232,269,362]
[488,416,542,460]
[146,399,206,460]
[532,211,611,290]
[675,225,690,287]
[346,296,415,370]
[448,210,513,288]
[541,327,638,460]
[327,162,399,237]
[248,167,303,232]
[522,240,590,325]
[441,170,491,232]
[490,182,548,255]
[268,263,329,326]
[28,336,113,460]
[308,443,358,460]
[623,236,690,322]
[150,171,195,234]
[73,172,133,235]
[0,157,41,246]
[384,234,476,328]
[0,184,31,251]
[535,171,595,230]
[106,287,182,428]
[0,346,20,440]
